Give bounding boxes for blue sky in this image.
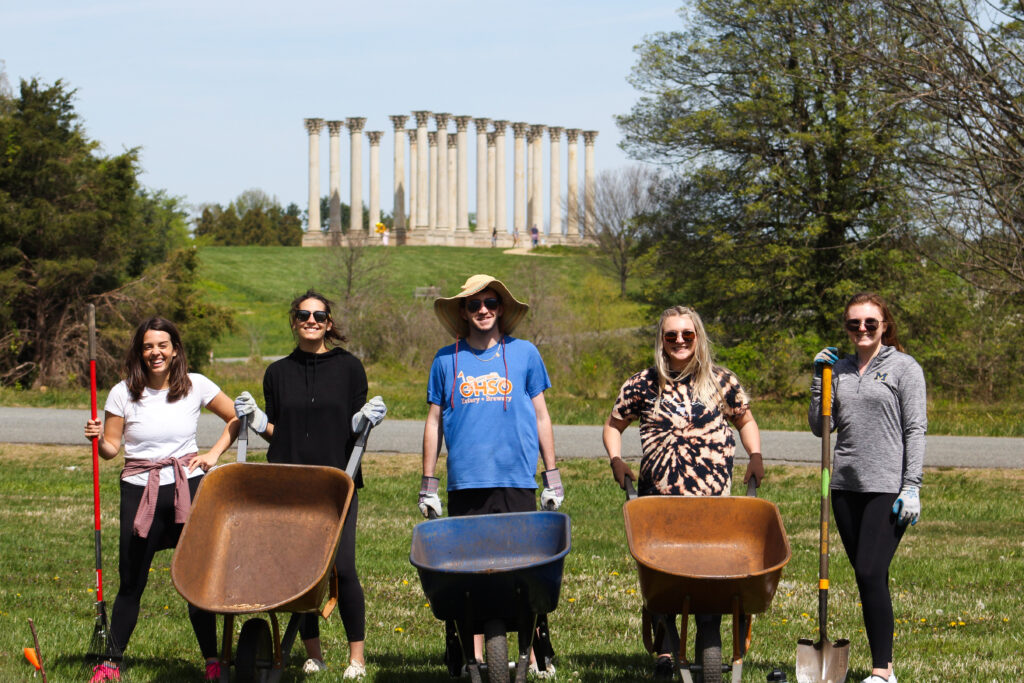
[3,1,678,224]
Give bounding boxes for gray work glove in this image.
[813,346,839,377]
[351,395,387,433]
[892,485,920,526]
[540,468,564,511]
[233,391,268,434]
[418,476,442,518]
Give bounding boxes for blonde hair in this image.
[654,306,739,409]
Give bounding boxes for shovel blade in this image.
[796,638,850,683]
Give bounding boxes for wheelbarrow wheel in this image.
[483,619,510,683]
[699,642,721,683]
[236,617,273,683]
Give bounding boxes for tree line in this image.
[590,0,1023,402]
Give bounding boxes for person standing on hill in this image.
[810,292,926,683]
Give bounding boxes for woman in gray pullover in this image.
[809,292,926,683]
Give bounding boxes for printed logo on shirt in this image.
[874,371,889,382]
[457,371,513,404]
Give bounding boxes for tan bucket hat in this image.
[433,274,529,338]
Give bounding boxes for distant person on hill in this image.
[419,274,562,676]
[84,317,240,683]
[233,289,386,680]
[810,292,926,683]
[530,224,539,248]
[602,305,764,679]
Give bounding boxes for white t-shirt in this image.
[104,373,221,486]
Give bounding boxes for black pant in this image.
[299,491,365,643]
[832,490,906,669]
[112,477,217,659]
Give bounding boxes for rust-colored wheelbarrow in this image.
[622,478,791,683]
[171,415,372,682]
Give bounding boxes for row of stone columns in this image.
[303,113,598,246]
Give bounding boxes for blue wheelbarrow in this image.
[410,511,571,683]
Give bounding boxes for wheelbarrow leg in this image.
[677,596,695,683]
[219,614,234,683]
[279,613,302,670]
[443,619,465,678]
[513,611,537,683]
[729,597,743,683]
[267,612,284,683]
[532,613,555,673]
[454,616,483,683]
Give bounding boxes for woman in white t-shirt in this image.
[84,317,238,683]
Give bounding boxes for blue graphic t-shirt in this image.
[427,336,551,490]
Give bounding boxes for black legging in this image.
[112,477,217,659]
[832,490,906,669]
[299,491,365,643]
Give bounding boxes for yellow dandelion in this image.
[164,605,169,610]
[801,612,810,619]
[88,588,94,593]
[920,618,926,623]
[958,620,965,626]
[402,579,409,585]
[781,618,788,624]
[567,598,576,603]
[610,571,619,576]
[394,627,404,633]
[424,602,430,608]
[1003,617,1010,623]
[626,589,636,595]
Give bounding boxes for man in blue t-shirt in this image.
[419,273,562,518]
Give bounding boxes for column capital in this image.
[547,126,564,139]
[486,131,497,146]
[583,130,599,144]
[366,130,384,145]
[511,122,529,138]
[447,135,457,149]
[474,117,492,131]
[346,117,367,133]
[454,115,472,131]
[407,128,418,143]
[304,117,324,134]
[326,120,344,136]
[564,128,582,141]
[527,124,546,143]
[412,110,433,126]
[492,119,509,133]
[428,131,438,145]
[434,112,451,128]
[389,114,409,130]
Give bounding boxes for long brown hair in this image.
[290,289,347,347]
[125,317,192,402]
[844,292,904,352]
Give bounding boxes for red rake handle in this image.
[88,304,104,602]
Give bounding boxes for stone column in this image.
[487,132,497,234]
[367,131,383,230]
[427,131,438,230]
[493,120,508,233]
[346,118,366,232]
[327,121,344,232]
[530,124,546,236]
[447,136,457,232]
[455,116,471,231]
[565,128,581,239]
[474,118,490,234]
[583,130,598,237]
[547,127,563,238]
[389,115,408,233]
[526,126,536,231]
[407,128,418,233]
[412,111,431,228]
[512,122,528,235]
[304,118,324,232]
[434,113,450,229]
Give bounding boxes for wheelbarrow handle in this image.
[746,474,759,498]
[236,413,248,463]
[623,475,638,501]
[344,416,373,480]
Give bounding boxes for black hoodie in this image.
[263,346,368,487]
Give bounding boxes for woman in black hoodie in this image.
[234,290,383,679]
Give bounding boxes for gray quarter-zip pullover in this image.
[809,344,927,493]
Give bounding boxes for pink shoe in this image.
[89,663,120,682]
[205,661,222,680]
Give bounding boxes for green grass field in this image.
[1,444,1020,681]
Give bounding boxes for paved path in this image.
[2,407,1020,468]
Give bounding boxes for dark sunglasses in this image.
[663,329,696,343]
[294,309,329,323]
[465,297,501,313]
[845,318,880,333]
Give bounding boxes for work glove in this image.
[418,476,442,518]
[233,391,268,434]
[892,485,920,526]
[351,395,387,433]
[609,456,636,490]
[540,469,564,510]
[813,347,839,377]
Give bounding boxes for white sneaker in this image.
[303,658,327,673]
[343,659,366,679]
[862,675,896,683]
[530,661,556,678]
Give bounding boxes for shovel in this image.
[796,364,849,683]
